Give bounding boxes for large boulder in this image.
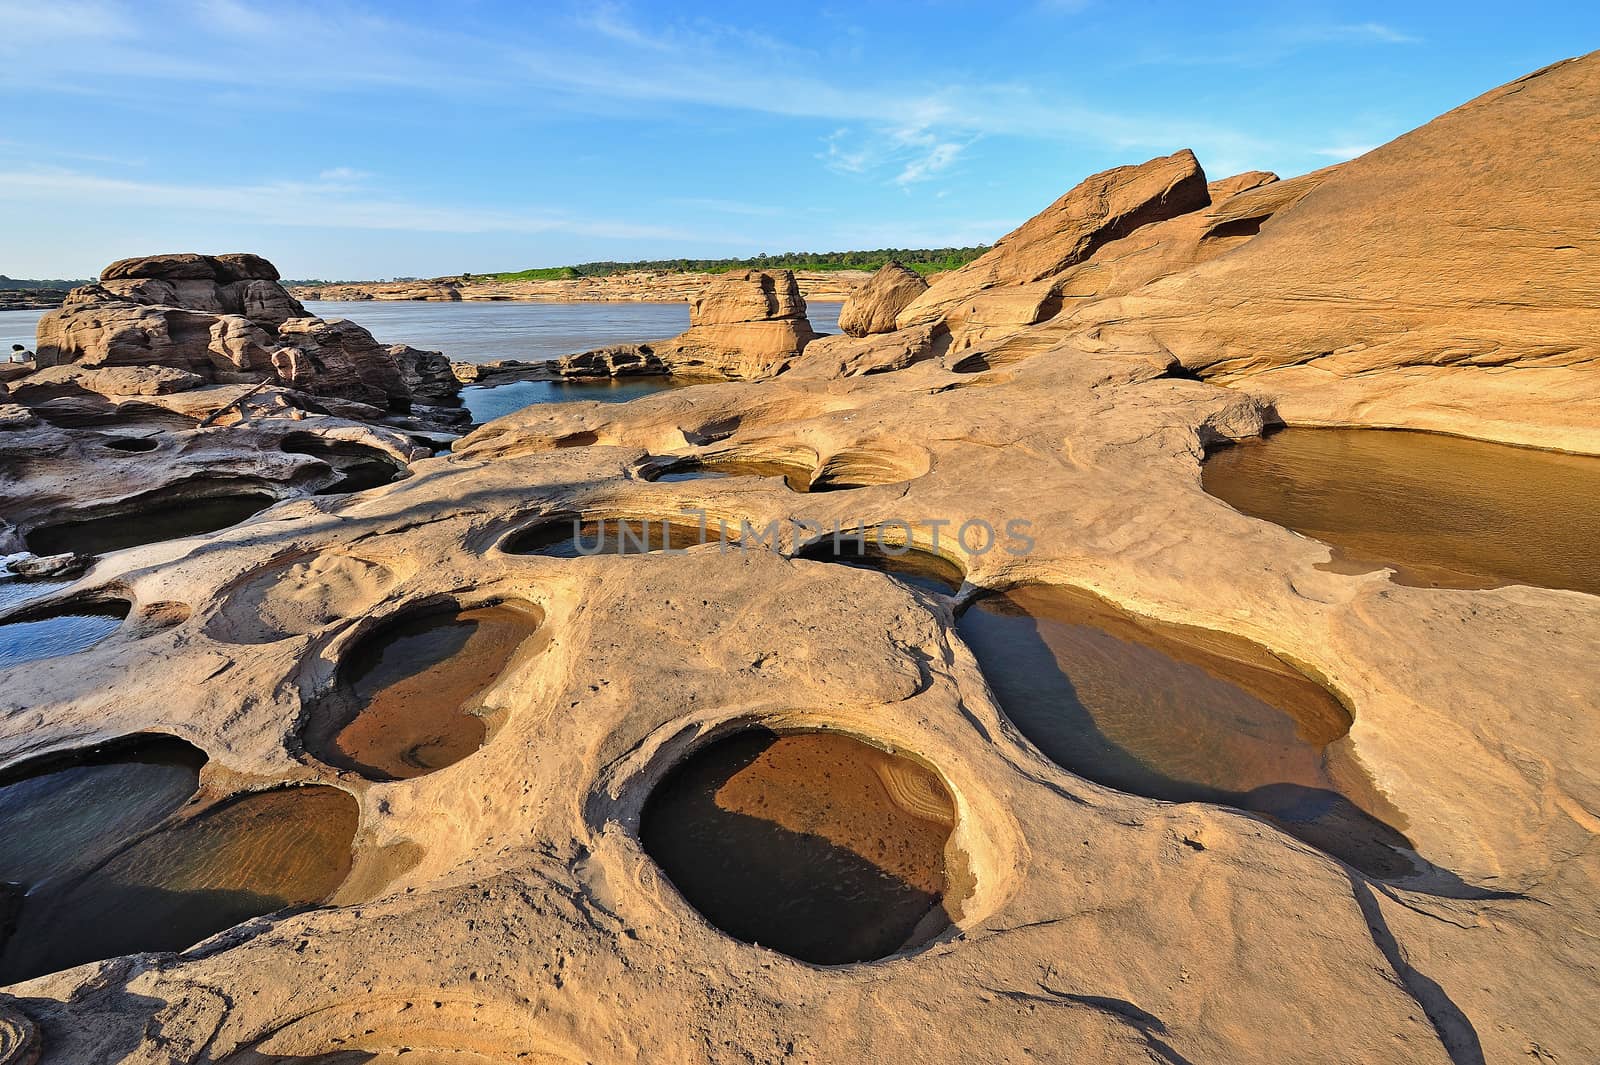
[100,252,280,283]
[837,262,928,336]
[271,318,410,409]
[391,344,466,404]
[783,324,944,379]
[657,270,818,379]
[897,149,1211,333]
[689,269,808,326]
[33,253,459,412]
[1065,54,1600,380]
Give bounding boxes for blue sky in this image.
[0,1,1592,279]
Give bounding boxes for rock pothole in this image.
[640,727,966,965]
[795,532,966,595]
[503,514,732,556]
[0,597,130,669]
[0,775,357,984]
[641,442,929,493]
[302,602,544,781]
[207,552,404,645]
[1202,427,1600,597]
[1,736,357,983]
[24,484,278,557]
[281,432,406,495]
[956,583,1415,877]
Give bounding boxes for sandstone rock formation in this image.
[1065,56,1600,383]
[556,270,818,381]
[292,269,870,305]
[1,54,1598,1065]
[895,150,1210,343]
[837,262,928,336]
[35,254,460,415]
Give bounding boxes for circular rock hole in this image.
[0,775,357,985]
[795,530,965,595]
[641,727,964,965]
[304,602,544,780]
[25,485,277,557]
[645,455,814,492]
[957,584,1414,877]
[0,598,130,669]
[503,514,733,556]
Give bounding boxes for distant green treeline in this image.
[477,247,989,283]
[0,275,91,290]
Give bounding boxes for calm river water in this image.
[1,301,845,366]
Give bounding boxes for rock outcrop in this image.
[3,55,1600,1065]
[557,270,818,381]
[34,254,459,413]
[292,269,870,304]
[1065,56,1600,382]
[896,150,1210,340]
[837,262,928,336]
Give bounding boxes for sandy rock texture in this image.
[556,270,819,381]
[837,262,928,337]
[36,255,461,416]
[293,270,870,305]
[0,53,1597,1065]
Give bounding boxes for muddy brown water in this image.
[641,729,960,964]
[505,517,729,556]
[26,492,276,556]
[956,584,1413,877]
[307,604,543,780]
[1202,428,1600,597]
[0,737,358,985]
[0,600,128,669]
[795,537,965,595]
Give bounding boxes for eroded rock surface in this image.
[0,53,1597,1065]
[36,254,460,413]
[837,261,929,337]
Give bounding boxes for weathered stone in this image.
[783,324,943,379]
[837,262,928,336]
[390,344,464,404]
[1065,56,1600,381]
[271,318,410,409]
[99,252,279,283]
[689,269,810,326]
[555,343,666,378]
[897,149,1211,331]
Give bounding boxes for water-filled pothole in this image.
[641,728,962,964]
[25,489,277,556]
[0,599,129,669]
[956,584,1413,877]
[504,515,728,557]
[643,445,928,494]
[647,455,815,492]
[281,433,405,495]
[305,603,544,780]
[795,535,965,595]
[1202,427,1600,596]
[0,777,357,984]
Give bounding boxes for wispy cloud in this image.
[318,167,373,183]
[1311,144,1377,161]
[893,137,966,187]
[0,166,702,240]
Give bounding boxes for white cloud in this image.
[1311,144,1377,161]
[894,141,965,187]
[0,167,702,241]
[318,167,372,183]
